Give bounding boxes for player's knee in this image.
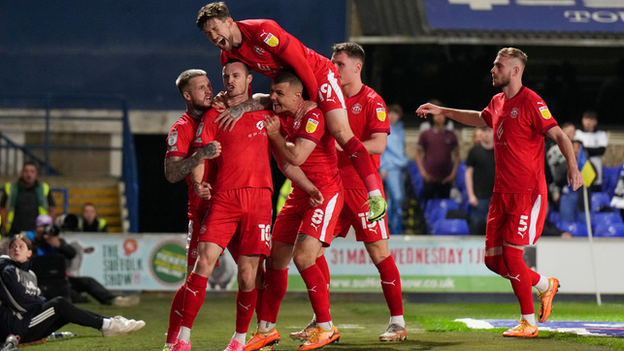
[293,253,315,271]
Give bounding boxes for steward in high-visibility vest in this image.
[77,202,108,232]
[2,180,52,236]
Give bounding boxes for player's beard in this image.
[492,73,510,88]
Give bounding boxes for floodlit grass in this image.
[20,294,624,351]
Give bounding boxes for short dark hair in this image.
[224,59,251,76]
[582,110,598,120]
[22,161,38,172]
[332,42,365,64]
[561,122,575,129]
[387,104,403,116]
[176,69,207,94]
[273,70,303,93]
[197,2,230,30]
[9,234,33,251]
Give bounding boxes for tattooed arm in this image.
[164,141,221,183]
[214,94,272,131]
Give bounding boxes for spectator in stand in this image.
[415,101,460,202]
[574,111,608,192]
[465,126,495,235]
[547,123,579,222]
[472,127,484,146]
[1,162,57,237]
[76,203,108,232]
[380,104,409,235]
[26,215,139,307]
[610,162,624,219]
[419,99,455,132]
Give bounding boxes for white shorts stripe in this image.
[528,195,542,244]
[326,71,346,109]
[29,307,55,327]
[379,218,388,239]
[319,193,340,242]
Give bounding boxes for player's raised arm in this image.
[416,103,486,127]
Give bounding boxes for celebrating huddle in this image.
[162,2,402,351]
[163,2,585,351]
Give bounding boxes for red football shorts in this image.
[316,62,346,114]
[187,205,209,267]
[199,188,272,258]
[272,189,344,246]
[335,188,389,242]
[485,193,547,249]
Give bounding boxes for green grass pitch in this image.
[24,293,624,351]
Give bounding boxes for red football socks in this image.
[300,264,331,323]
[180,273,208,329]
[260,268,289,323]
[236,288,257,334]
[166,284,186,343]
[502,246,534,315]
[342,137,379,192]
[376,256,404,316]
[316,255,330,288]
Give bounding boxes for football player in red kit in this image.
[245,71,343,351]
[290,42,407,343]
[416,48,583,338]
[169,62,323,351]
[195,2,387,222]
[163,69,221,351]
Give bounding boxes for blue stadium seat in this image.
[549,211,560,224]
[427,206,448,227]
[455,161,466,192]
[591,192,612,212]
[590,212,623,230]
[602,166,620,198]
[432,219,470,235]
[407,161,424,204]
[556,221,588,237]
[594,223,624,238]
[425,198,459,220]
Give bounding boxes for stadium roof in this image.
[349,0,624,47]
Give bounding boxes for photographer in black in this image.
[25,215,139,307]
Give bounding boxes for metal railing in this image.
[0,94,139,232]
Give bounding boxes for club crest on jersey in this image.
[263,32,279,47]
[376,107,386,121]
[305,118,319,133]
[539,106,552,119]
[293,119,301,131]
[168,131,178,146]
[196,122,204,137]
[510,107,519,119]
[351,103,362,114]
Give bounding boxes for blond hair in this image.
[176,69,207,94]
[497,47,528,67]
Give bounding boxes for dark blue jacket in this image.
[0,256,46,340]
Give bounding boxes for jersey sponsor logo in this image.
[517,215,529,238]
[196,122,204,137]
[305,118,319,133]
[376,107,387,121]
[510,107,519,119]
[310,208,324,230]
[256,63,272,71]
[539,106,552,119]
[256,120,264,130]
[497,121,504,140]
[168,131,178,146]
[351,103,362,114]
[262,32,279,47]
[167,146,178,152]
[254,45,266,55]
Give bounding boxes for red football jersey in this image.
[481,86,558,194]
[338,85,390,189]
[220,19,328,102]
[165,112,203,215]
[278,108,341,194]
[195,110,274,194]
